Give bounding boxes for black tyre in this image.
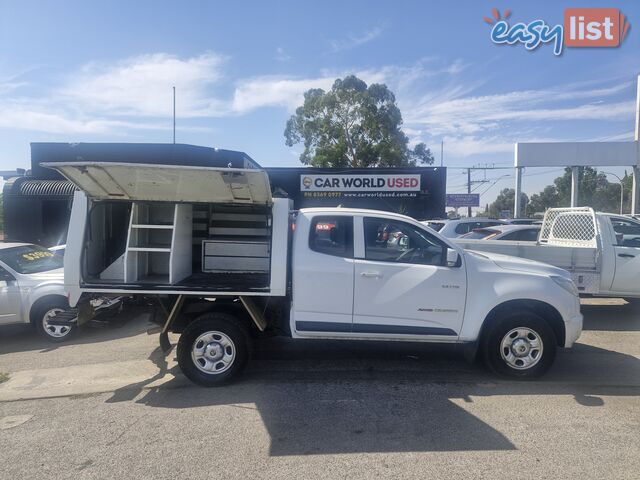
[177,313,250,386]
[482,311,556,379]
[33,297,74,342]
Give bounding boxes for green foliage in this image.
[524,167,631,217]
[487,188,529,218]
[285,75,434,167]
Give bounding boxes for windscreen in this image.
[0,245,64,274]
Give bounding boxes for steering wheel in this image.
[396,248,416,262]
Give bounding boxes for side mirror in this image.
[446,248,460,267]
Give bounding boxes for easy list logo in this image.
[485,8,630,56]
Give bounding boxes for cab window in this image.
[309,216,353,258]
[610,217,640,247]
[363,217,447,266]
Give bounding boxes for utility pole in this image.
[440,140,444,167]
[633,75,640,215]
[172,86,176,144]
[467,168,472,217]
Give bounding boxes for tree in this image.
[525,167,631,217]
[487,188,528,218]
[285,75,433,167]
[528,185,560,215]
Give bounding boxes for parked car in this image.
[0,242,74,341]
[460,224,541,242]
[422,218,507,238]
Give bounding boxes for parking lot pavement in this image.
[0,298,639,479]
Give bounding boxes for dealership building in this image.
[2,143,446,246]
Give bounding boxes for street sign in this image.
[446,193,480,208]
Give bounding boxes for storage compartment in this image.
[84,202,132,283]
[50,161,290,295]
[124,203,192,285]
[83,201,276,291]
[202,239,270,272]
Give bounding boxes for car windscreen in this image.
[0,245,64,274]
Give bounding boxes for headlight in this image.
[551,275,579,296]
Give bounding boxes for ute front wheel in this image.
[177,313,250,387]
[482,311,556,379]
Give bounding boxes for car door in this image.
[0,264,23,325]
[352,216,466,338]
[608,217,640,294]
[292,214,355,335]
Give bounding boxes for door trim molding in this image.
[296,321,456,336]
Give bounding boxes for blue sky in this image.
[0,0,639,207]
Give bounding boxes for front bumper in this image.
[564,313,583,348]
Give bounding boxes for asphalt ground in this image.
[0,298,638,479]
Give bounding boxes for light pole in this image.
[602,171,624,214]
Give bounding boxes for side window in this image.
[611,218,640,247]
[363,217,447,266]
[454,222,472,235]
[519,229,540,242]
[309,216,353,258]
[499,231,519,241]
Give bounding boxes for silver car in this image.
[0,243,73,341]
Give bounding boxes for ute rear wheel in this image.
[177,313,250,386]
[482,311,556,379]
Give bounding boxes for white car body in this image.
[422,218,507,238]
[0,243,68,328]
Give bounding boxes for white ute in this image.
[0,243,73,341]
[48,161,583,385]
[455,208,640,301]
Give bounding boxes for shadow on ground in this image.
[105,336,640,456]
[581,301,640,331]
[0,305,154,354]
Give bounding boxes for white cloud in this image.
[0,49,633,157]
[60,52,228,117]
[330,26,384,52]
[402,81,636,142]
[274,47,292,62]
[232,76,335,113]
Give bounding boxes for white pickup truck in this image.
[453,208,640,301]
[46,161,583,385]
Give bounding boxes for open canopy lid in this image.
[42,161,272,204]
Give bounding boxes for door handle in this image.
[360,271,382,278]
[618,253,636,258]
